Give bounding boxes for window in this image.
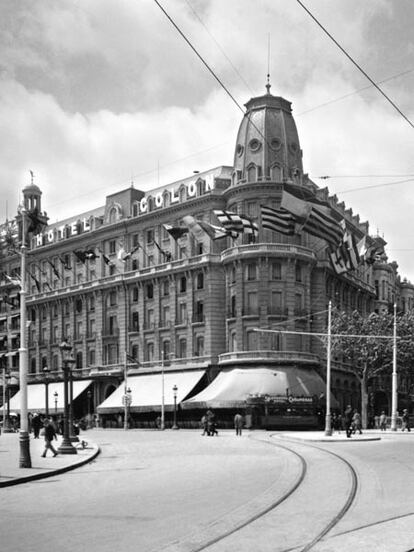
[108,315,118,335]
[53,326,58,343]
[109,291,117,306]
[162,306,170,326]
[230,295,236,317]
[89,270,96,281]
[146,308,154,329]
[196,242,203,255]
[145,341,154,362]
[178,338,187,358]
[163,280,170,296]
[132,233,139,247]
[295,264,302,282]
[88,318,96,337]
[30,358,36,374]
[178,303,187,324]
[295,293,303,311]
[131,344,139,360]
[52,354,59,371]
[162,340,170,360]
[246,263,256,280]
[89,296,95,311]
[52,305,58,318]
[109,240,116,255]
[75,299,82,313]
[109,264,116,275]
[196,273,204,289]
[247,292,258,314]
[195,336,204,357]
[88,349,96,366]
[146,229,154,244]
[271,262,281,280]
[75,321,82,340]
[132,311,139,331]
[231,266,236,283]
[194,301,204,322]
[132,287,139,303]
[42,306,47,320]
[180,276,187,293]
[76,351,83,369]
[271,292,282,312]
[246,330,258,351]
[146,283,154,299]
[179,246,186,259]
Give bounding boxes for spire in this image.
[266,33,271,95]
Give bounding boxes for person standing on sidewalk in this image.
[402,409,411,432]
[352,410,363,434]
[234,412,244,436]
[41,419,58,458]
[344,405,353,438]
[379,411,387,431]
[32,413,42,439]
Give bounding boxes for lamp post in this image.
[18,207,31,467]
[391,303,398,431]
[54,391,58,415]
[161,350,165,430]
[43,365,50,418]
[57,341,77,455]
[324,300,332,436]
[68,363,79,442]
[2,368,12,433]
[87,389,92,427]
[172,384,179,430]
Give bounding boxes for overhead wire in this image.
[296,0,414,129]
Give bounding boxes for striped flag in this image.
[281,190,343,247]
[163,224,189,241]
[213,210,258,237]
[329,229,360,274]
[182,215,233,241]
[260,205,296,235]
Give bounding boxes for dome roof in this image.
[233,88,303,183]
[23,183,42,194]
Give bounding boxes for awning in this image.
[181,367,338,409]
[97,370,205,414]
[8,380,92,413]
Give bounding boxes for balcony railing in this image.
[221,243,316,262]
[267,307,289,317]
[219,350,320,365]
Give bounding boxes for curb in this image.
[276,434,381,443]
[0,445,101,488]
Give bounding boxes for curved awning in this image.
[7,380,92,414]
[97,370,206,414]
[181,366,337,410]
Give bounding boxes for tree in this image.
[330,309,414,428]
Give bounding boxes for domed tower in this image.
[23,172,43,212]
[232,83,303,186]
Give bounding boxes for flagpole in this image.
[161,350,165,430]
[391,303,398,431]
[19,207,31,467]
[324,300,332,436]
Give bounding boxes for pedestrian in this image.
[344,405,353,438]
[206,409,215,436]
[352,410,362,434]
[234,412,244,436]
[401,409,411,432]
[332,412,342,434]
[201,415,209,436]
[379,411,387,431]
[209,420,219,436]
[374,415,380,429]
[32,413,42,439]
[41,419,58,457]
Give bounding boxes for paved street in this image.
[1,429,414,552]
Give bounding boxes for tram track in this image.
[160,433,359,552]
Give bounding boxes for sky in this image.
[1,0,414,278]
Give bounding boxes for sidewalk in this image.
[274,428,414,442]
[0,432,100,487]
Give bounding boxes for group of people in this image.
[30,412,82,457]
[332,406,411,436]
[332,406,363,438]
[200,410,219,436]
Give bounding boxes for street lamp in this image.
[87,389,92,427]
[172,384,179,430]
[161,350,165,430]
[68,361,79,443]
[54,391,58,415]
[3,372,13,433]
[57,341,77,455]
[43,365,50,418]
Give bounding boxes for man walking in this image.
[402,409,411,432]
[41,419,58,457]
[344,405,353,438]
[234,412,244,436]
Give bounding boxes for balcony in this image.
[221,243,316,263]
[267,307,289,318]
[219,350,320,366]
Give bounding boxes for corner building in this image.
[2,87,414,428]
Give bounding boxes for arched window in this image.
[109,207,118,224]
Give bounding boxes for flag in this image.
[199,220,234,240]
[281,190,343,247]
[126,353,140,366]
[46,259,60,279]
[74,250,87,263]
[364,238,385,265]
[29,272,41,292]
[26,207,47,235]
[58,255,72,271]
[84,249,99,260]
[213,210,258,236]
[261,205,296,235]
[329,228,360,274]
[163,224,189,241]
[117,244,139,263]
[153,240,172,261]
[182,215,233,241]
[5,274,21,286]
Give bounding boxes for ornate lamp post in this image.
[57,341,77,455]
[68,362,79,442]
[54,391,58,415]
[172,384,179,430]
[43,365,50,418]
[3,372,13,433]
[87,388,92,427]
